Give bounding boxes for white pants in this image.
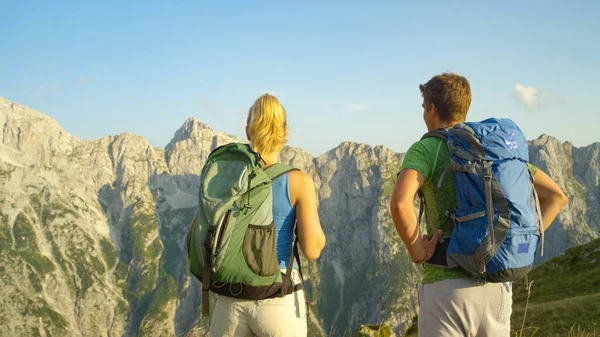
[209,270,307,337]
[418,278,513,337]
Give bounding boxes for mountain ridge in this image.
[1,96,598,336]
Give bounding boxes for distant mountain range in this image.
[0,96,598,336]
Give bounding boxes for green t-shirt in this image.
[401,137,539,284]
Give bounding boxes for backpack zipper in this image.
[214,210,232,256]
[244,171,256,215]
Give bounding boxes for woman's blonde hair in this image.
[246,94,287,155]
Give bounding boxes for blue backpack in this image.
[419,118,544,283]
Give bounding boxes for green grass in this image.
[403,323,418,337]
[129,211,159,260]
[18,251,55,275]
[27,265,44,292]
[513,294,600,336]
[381,172,400,197]
[135,257,179,334]
[62,230,103,296]
[29,194,42,212]
[117,299,129,315]
[114,260,130,283]
[354,324,394,337]
[118,201,177,333]
[511,238,600,337]
[145,272,178,318]
[22,298,68,335]
[4,211,56,291]
[74,258,94,296]
[13,212,38,251]
[145,237,163,260]
[100,238,118,269]
[0,213,11,249]
[40,197,106,296]
[135,262,158,299]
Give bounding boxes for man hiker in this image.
[389,72,568,336]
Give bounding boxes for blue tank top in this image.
[272,173,297,269]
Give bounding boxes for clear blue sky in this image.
[1,1,598,156]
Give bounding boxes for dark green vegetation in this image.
[511,238,600,337]
[354,324,394,337]
[117,201,188,334]
[1,204,68,335]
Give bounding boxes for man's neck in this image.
[430,120,460,131]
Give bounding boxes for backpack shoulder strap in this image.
[282,222,309,313]
[421,128,449,142]
[264,163,299,181]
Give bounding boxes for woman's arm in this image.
[289,170,326,261]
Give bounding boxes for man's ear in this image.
[428,103,441,121]
[430,103,438,114]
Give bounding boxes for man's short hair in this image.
[419,72,472,122]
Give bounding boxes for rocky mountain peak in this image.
[0,97,76,165]
[0,97,598,337]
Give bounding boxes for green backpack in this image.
[186,142,303,316]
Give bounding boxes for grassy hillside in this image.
[511,238,600,337]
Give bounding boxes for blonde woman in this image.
[209,94,326,337]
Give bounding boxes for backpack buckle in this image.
[474,275,487,286]
[483,165,493,181]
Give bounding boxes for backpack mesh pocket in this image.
[242,222,280,276]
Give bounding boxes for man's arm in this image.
[533,169,568,231]
[390,168,441,263]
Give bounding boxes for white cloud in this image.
[343,103,371,112]
[76,77,85,85]
[513,83,550,110]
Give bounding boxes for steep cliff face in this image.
[0,96,597,336]
[0,97,130,336]
[572,142,600,234]
[314,142,420,336]
[528,135,599,262]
